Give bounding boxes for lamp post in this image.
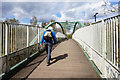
[94,13,98,22]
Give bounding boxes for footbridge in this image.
[0,14,120,80]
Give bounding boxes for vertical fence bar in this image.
[103,19,107,77]
[113,18,116,65]
[106,21,108,59]
[5,23,7,55]
[12,24,13,51]
[105,20,107,58]
[0,23,2,57]
[107,20,108,59]
[109,19,111,61]
[27,26,29,47]
[101,21,103,55]
[0,23,2,77]
[14,25,17,50]
[13,24,15,51]
[5,23,10,73]
[110,19,113,63]
[2,23,5,56]
[38,27,40,51]
[108,20,110,59]
[102,20,106,58]
[27,25,29,58]
[21,25,23,48]
[118,16,120,68]
[112,19,114,64]
[12,24,14,52]
[115,17,119,67]
[38,27,40,43]
[11,24,12,52]
[90,24,92,60]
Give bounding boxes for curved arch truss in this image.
[45,21,84,35]
[45,22,65,34]
[72,21,84,34]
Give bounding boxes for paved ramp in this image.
[28,39,99,78]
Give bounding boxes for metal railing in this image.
[0,22,67,79]
[72,15,120,78]
[0,22,45,77]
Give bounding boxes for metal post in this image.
[110,19,113,63]
[27,26,29,47]
[14,25,17,50]
[0,23,2,76]
[5,23,10,73]
[90,24,93,60]
[104,20,107,58]
[37,27,40,51]
[113,18,116,65]
[94,13,98,22]
[27,25,30,58]
[102,19,105,58]
[115,17,119,67]
[108,19,111,60]
[95,16,96,22]
[102,19,107,77]
[11,24,12,52]
[0,23,2,57]
[38,27,40,43]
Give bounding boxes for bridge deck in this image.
[27,39,99,78]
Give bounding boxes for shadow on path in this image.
[50,53,68,65]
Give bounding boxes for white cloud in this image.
[55,1,105,22]
[2,1,119,23]
[11,7,28,18]
[0,2,2,18]
[2,0,119,2]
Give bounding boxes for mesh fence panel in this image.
[29,27,38,46]
[0,22,47,76]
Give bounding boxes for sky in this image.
[0,0,119,24]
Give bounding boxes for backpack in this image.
[43,30,53,42]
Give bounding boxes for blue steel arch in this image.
[45,22,65,34]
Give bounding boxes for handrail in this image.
[72,14,120,78]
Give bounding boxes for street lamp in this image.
[94,13,98,22]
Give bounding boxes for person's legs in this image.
[45,43,48,54]
[45,42,49,63]
[47,43,52,64]
[49,44,52,60]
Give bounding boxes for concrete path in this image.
[28,39,99,78]
[10,44,59,79]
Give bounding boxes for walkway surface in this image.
[27,39,99,78]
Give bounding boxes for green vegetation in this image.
[67,34,73,39]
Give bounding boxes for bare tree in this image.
[5,18,20,24]
[66,20,68,25]
[30,16,38,26]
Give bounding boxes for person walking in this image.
[40,26,57,66]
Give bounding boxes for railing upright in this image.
[5,23,10,73]
[27,26,29,47]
